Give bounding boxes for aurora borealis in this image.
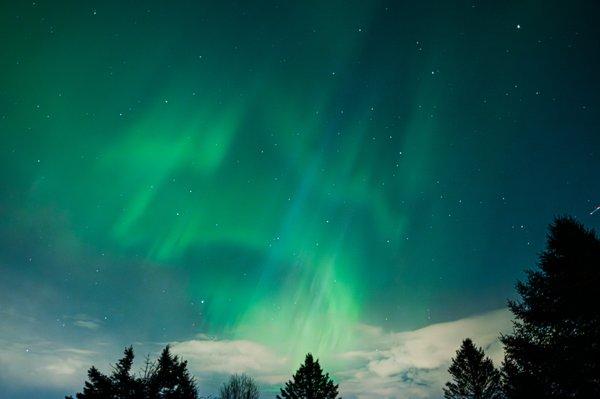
[1,1,599,398]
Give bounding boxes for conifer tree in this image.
[501,217,600,398]
[443,338,502,399]
[68,345,198,399]
[111,346,144,398]
[277,353,339,399]
[66,366,113,399]
[146,345,198,399]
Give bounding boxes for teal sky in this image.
[1,1,599,398]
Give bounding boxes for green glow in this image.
[3,1,594,372]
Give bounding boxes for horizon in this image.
[1,1,599,398]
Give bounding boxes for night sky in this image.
[1,1,599,398]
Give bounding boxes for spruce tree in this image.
[68,345,198,399]
[66,366,113,399]
[277,353,339,399]
[146,345,198,399]
[501,217,600,398]
[443,338,502,399]
[111,346,144,398]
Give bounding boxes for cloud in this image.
[0,341,102,389]
[336,308,512,398]
[58,314,103,331]
[171,338,288,385]
[169,308,512,398]
[73,320,101,330]
[0,308,512,398]
[0,309,113,392]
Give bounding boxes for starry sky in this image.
[1,1,599,398]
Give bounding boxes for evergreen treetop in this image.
[501,217,600,398]
[443,338,502,399]
[277,353,340,399]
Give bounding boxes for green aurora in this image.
[1,1,600,398]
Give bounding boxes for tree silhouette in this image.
[501,217,600,398]
[219,373,259,399]
[146,345,198,399]
[443,338,502,399]
[112,346,144,398]
[67,345,197,399]
[66,366,113,399]
[67,347,140,399]
[277,353,340,399]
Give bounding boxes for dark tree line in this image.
[67,345,197,399]
[69,348,339,399]
[444,216,600,399]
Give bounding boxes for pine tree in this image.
[68,347,141,399]
[501,217,600,398]
[277,353,340,399]
[112,346,144,399]
[219,373,259,399]
[68,345,198,399]
[66,366,113,399]
[146,345,198,399]
[443,338,502,399]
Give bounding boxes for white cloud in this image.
[168,308,511,398]
[0,308,512,398]
[335,308,512,399]
[171,338,288,385]
[73,320,101,330]
[0,341,102,389]
[0,310,113,392]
